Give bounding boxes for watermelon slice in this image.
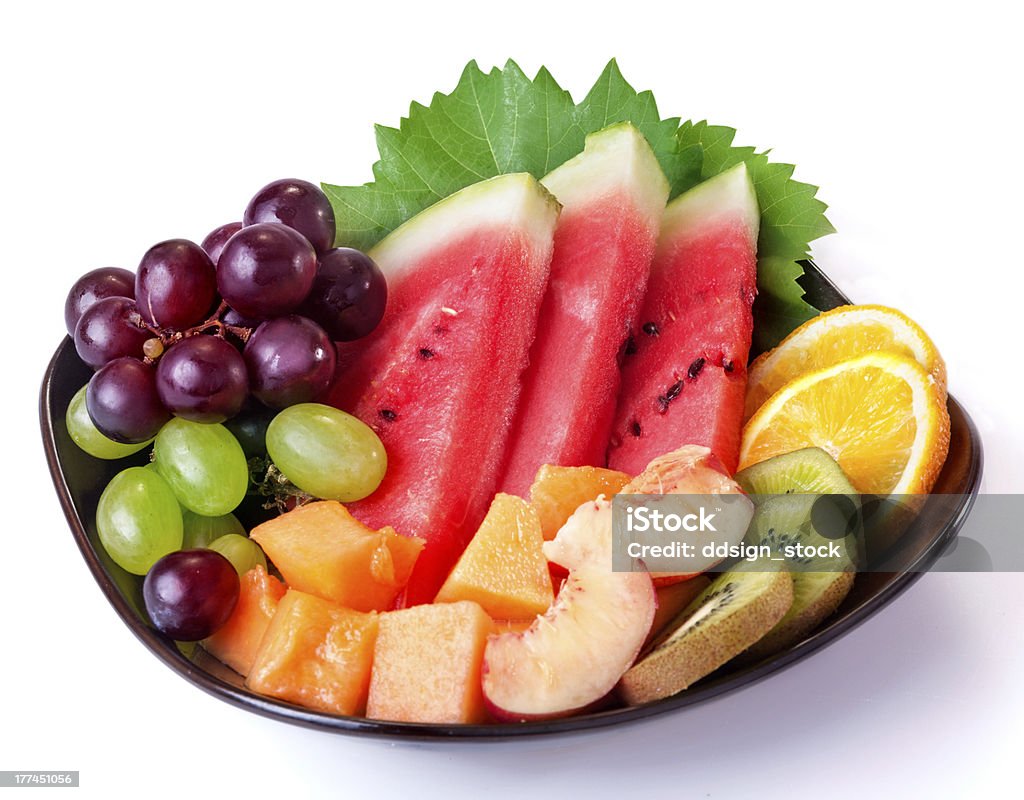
[607,162,759,475]
[498,123,669,496]
[326,174,559,605]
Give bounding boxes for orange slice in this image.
[745,305,947,420]
[739,352,949,495]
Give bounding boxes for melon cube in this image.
[202,565,286,677]
[250,501,424,612]
[528,465,631,540]
[434,494,553,620]
[246,589,378,716]
[367,601,493,724]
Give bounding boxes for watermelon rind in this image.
[541,122,668,224]
[659,161,759,246]
[369,173,560,279]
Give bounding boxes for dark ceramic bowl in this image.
[40,262,983,740]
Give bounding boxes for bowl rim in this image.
[39,261,984,741]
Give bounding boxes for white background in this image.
[2,1,1022,797]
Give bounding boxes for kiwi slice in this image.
[737,448,917,559]
[741,494,856,661]
[618,565,793,705]
[735,447,858,498]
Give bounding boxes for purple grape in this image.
[87,357,171,443]
[217,223,317,320]
[155,335,248,423]
[244,315,336,408]
[64,267,136,338]
[300,247,387,341]
[222,307,261,329]
[136,239,217,329]
[244,178,336,254]
[143,549,239,640]
[74,296,151,369]
[200,222,243,265]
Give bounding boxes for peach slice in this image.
[623,445,739,494]
[623,445,754,585]
[482,499,656,720]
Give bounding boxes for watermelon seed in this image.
[642,322,659,336]
[666,380,683,401]
[624,335,637,356]
[688,358,705,379]
[441,306,459,317]
[379,409,397,422]
[631,421,642,437]
[419,348,435,359]
[723,358,735,373]
[657,396,669,413]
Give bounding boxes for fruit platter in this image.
[40,61,982,738]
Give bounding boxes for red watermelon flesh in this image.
[326,174,559,605]
[607,162,759,475]
[499,124,669,496]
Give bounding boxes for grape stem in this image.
[130,302,254,365]
[248,456,315,513]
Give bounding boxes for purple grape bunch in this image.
[64,178,388,444]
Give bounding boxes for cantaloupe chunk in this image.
[202,565,286,677]
[246,589,378,716]
[528,465,631,540]
[434,494,553,620]
[250,501,424,612]
[644,576,712,648]
[367,601,493,724]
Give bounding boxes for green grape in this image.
[97,466,183,574]
[181,510,246,549]
[176,641,198,658]
[153,418,248,516]
[209,533,267,575]
[66,385,151,460]
[267,403,386,502]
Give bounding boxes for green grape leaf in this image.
[323,59,701,251]
[573,61,701,197]
[752,256,821,353]
[323,62,835,351]
[677,121,836,352]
